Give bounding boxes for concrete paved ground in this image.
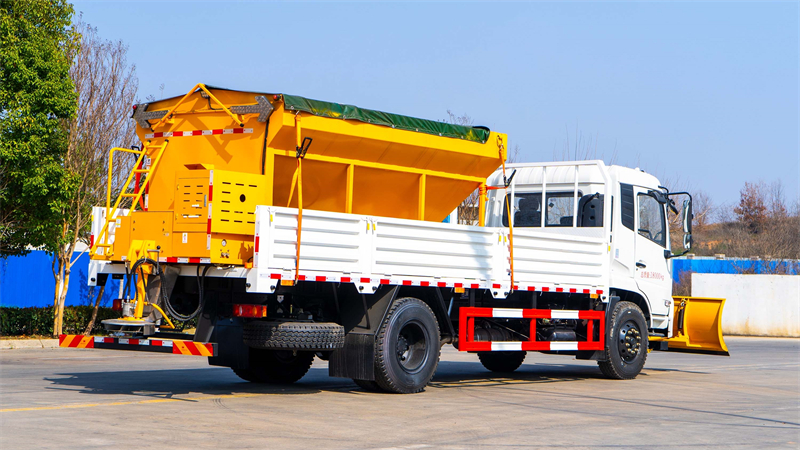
[1,337,798,449]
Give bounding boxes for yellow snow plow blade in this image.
[650,297,729,356]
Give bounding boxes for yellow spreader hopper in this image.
[91,83,508,266]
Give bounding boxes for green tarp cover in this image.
[282,94,490,144]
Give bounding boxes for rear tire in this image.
[598,301,648,380]
[232,348,314,384]
[243,321,345,351]
[478,351,527,373]
[374,297,441,394]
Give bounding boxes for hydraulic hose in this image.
[126,257,204,322]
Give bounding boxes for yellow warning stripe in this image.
[194,343,213,357]
[172,340,213,357]
[59,335,94,349]
[59,334,214,356]
[172,340,189,355]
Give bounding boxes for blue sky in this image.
[73,1,799,207]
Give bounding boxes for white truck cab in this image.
[484,161,690,334]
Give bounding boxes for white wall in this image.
[692,274,800,337]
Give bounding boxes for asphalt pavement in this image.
[1,337,798,449]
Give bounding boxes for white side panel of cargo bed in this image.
[511,227,607,288]
[251,205,367,274]
[371,218,499,281]
[249,205,609,294]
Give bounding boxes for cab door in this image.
[633,188,672,322]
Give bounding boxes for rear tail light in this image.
[112,299,123,311]
[233,304,267,318]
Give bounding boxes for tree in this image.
[0,0,78,256]
[734,181,768,234]
[52,18,138,336]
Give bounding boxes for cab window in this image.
[637,193,666,247]
[502,192,581,227]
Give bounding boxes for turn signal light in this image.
[233,304,267,318]
[112,299,123,311]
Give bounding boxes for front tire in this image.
[478,351,527,373]
[232,348,314,384]
[374,297,441,394]
[598,301,648,380]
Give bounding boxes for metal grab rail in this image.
[90,141,169,257]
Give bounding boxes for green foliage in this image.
[0,306,120,336]
[0,0,79,257]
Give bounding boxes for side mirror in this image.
[682,198,693,250]
[665,191,694,259]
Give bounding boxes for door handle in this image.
[636,261,647,269]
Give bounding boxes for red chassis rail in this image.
[458,307,605,352]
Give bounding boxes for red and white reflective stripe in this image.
[487,308,596,320]
[518,285,604,295]
[158,257,211,264]
[144,128,253,139]
[207,170,213,250]
[264,272,604,295]
[490,341,580,351]
[96,337,174,348]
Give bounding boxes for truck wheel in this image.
[243,321,345,351]
[598,301,648,380]
[477,351,526,373]
[374,297,441,394]
[232,348,314,384]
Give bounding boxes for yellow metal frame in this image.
[151,83,243,129]
[274,148,486,223]
[273,150,487,184]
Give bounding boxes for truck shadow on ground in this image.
[42,360,640,399]
[43,367,333,399]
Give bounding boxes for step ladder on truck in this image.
[61,83,728,393]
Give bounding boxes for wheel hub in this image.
[396,335,410,361]
[617,321,642,363]
[394,321,428,373]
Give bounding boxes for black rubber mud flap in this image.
[328,285,398,380]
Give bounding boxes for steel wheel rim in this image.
[395,320,428,373]
[274,350,300,363]
[617,319,642,363]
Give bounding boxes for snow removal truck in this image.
[59,83,728,393]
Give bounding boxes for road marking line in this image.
[0,392,271,413]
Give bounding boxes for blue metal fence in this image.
[672,256,800,284]
[0,251,123,308]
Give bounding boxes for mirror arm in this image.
[665,248,691,259]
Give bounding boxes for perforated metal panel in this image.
[212,171,268,235]
[174,176,208,233]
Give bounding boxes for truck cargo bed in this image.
[246,206,609,297]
